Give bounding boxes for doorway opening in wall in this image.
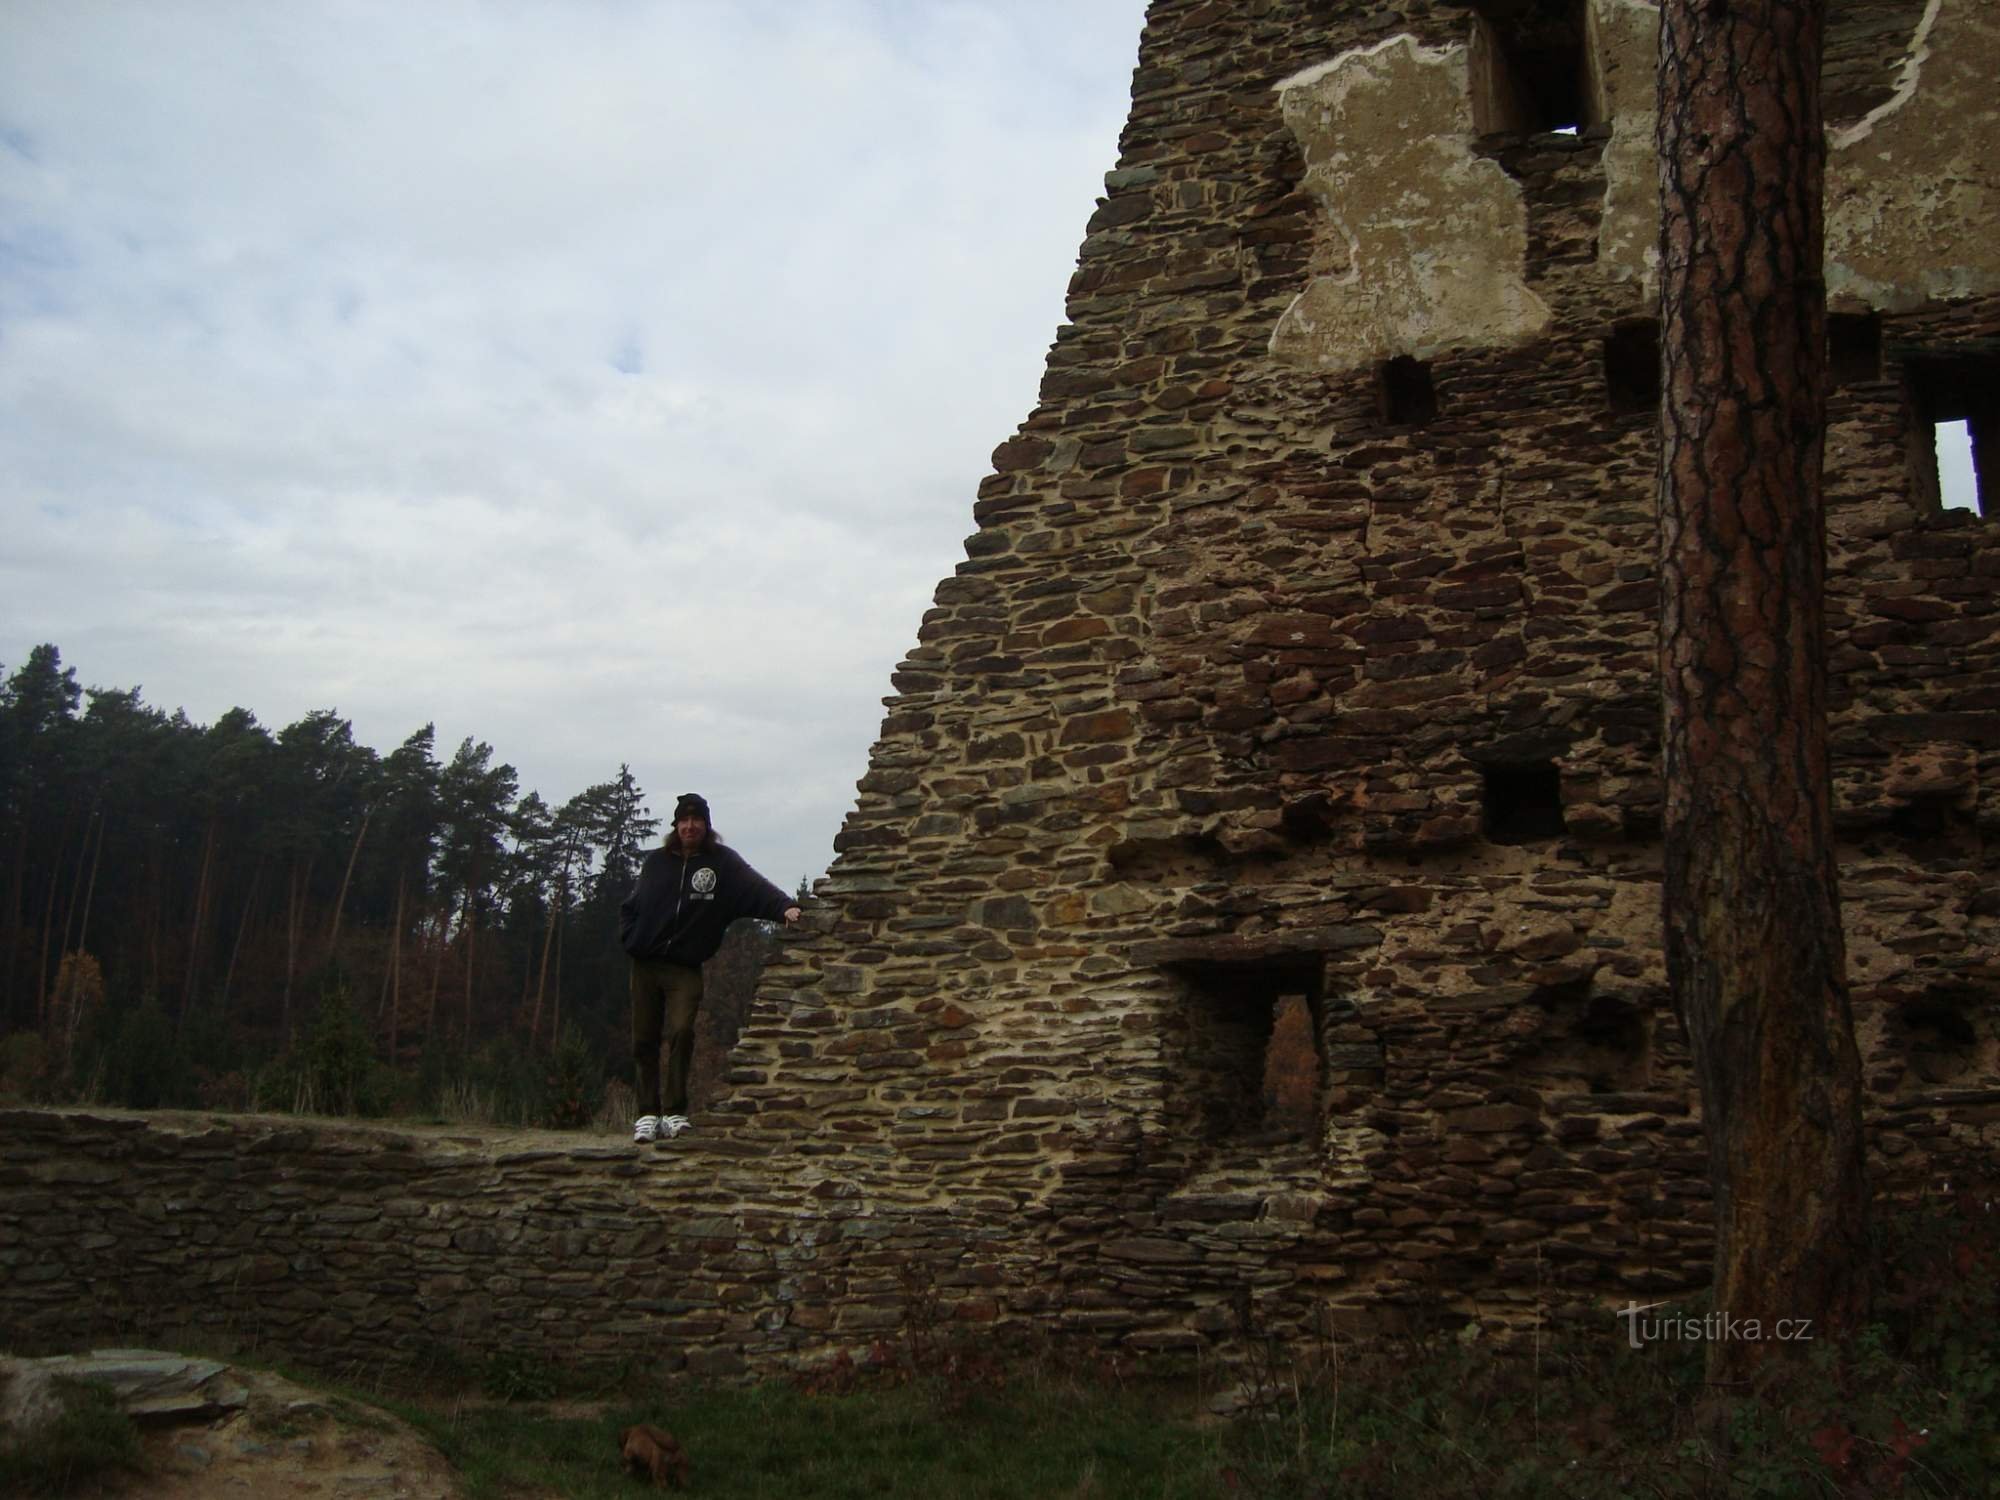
[1904,355,1994,517]
[1466,0,1590,135]
[1175,958,1323,1144]
[1482,761,1566,844]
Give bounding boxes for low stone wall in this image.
[0,1108,1022,1382]
[4,1089,1994,1382]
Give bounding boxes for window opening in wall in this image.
[1529,978,1651,1093]
[1897,987,1980,1091]
[1467,1,1590,135]
[1175,959,1323,1144]
[1828,313,1881,385]
[1937,420,1978,514]
[1483,761,1566,844]
[1885,791,1974,848]
[1377,355,1438,427]
[1905,356,1996,517]
[1603,319,1660,413]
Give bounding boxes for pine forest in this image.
[0,643,781,1128]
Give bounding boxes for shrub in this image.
[0,1378,144,1496]
[539,1025,605,1129]
[98,996,190,1109]
[0,1031,52,1103]
[296,987,373,1115]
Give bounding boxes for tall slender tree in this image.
[0,646,82,1026]
[372,725,441,1062]
[434,737,517,1043]
[270,710,374,1038]
[526,788,603,1048]
[1656,0,1868,1381]
[587,764,657,910]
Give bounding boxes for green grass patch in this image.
[392,1376,1219,1500]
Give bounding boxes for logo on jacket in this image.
[691,867,718,897]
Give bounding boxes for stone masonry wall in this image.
[0,1108,994,1380]
[726,0,2000,1349]
[2,0,1996,1380]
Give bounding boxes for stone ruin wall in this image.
[729,0,2000,1346]
[3,0,1997,1381]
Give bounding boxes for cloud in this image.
[0,0,1148,884]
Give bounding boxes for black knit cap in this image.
[673,792,711,823]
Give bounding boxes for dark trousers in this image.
[631,958,703,1116]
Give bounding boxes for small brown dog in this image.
[619,1422,692,1489]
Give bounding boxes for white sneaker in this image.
[633,1115,661,1144]
[658,1114,692,1140]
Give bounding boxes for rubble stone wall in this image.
[0,1108,985,1379]
[2,0,1995,1380]
[730,0,2000,1349]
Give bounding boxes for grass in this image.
[0,1379,145,1497]
[389,1377,1219,1500]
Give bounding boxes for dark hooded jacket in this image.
[618,841,793,968]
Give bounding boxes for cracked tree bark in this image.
[1656,0,1869,1385]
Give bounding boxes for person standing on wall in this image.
[619,792,801,1143]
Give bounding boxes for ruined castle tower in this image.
[7,0,1996,1377]
[727,0,2000,1345]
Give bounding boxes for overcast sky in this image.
[1,4,1980,892]
[1,0,1151,888]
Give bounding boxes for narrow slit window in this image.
[1937,420,1978,514]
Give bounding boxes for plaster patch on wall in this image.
[1828,0,2000,311]
[1832,0,1946,151]
[1270,35,1550,370]
[1588,0,1662,294]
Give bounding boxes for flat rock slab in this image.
[1,1347,250,1433]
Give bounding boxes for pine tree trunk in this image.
[381,870,405,1058]
[551,908,564,1042]
[75,811,106,958]
[324,809,371,963]
[144,830,164,1000]
[33,811,68,1025]
[391,872,406,1059]
[5,823,26,1028]
[425,904,447,1044]
[180,818,217,1030]
[222,858,260,1016]
[460,883,477,1043]
[281,856,314,1041]
[1657,0,1868,1383]
[57,803,96,967]
[529,866,565,1048]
